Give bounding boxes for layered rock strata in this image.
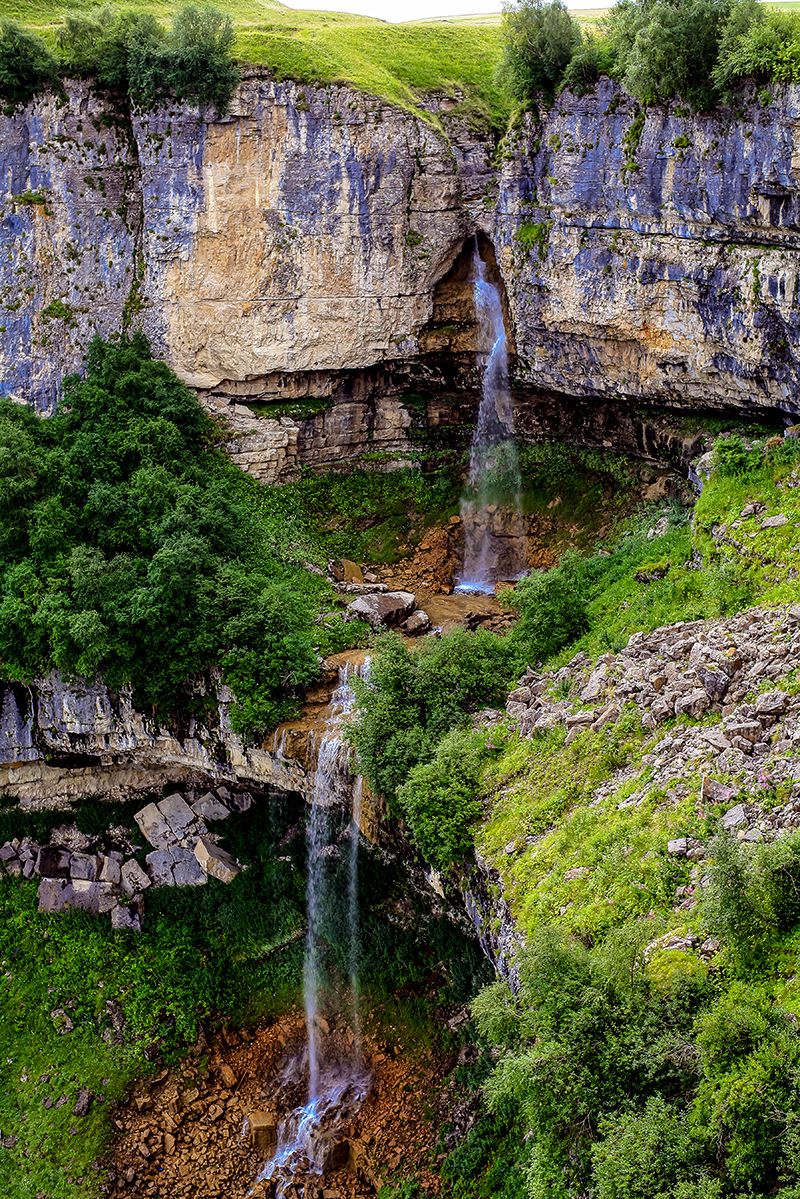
[3,77,800,482]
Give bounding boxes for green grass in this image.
[1,0,508,128]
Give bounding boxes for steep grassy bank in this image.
[0,0,507,125]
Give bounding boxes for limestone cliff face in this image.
[494,79,800,413]
[2,74,800,459]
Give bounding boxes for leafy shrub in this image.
[712,431,763,476]
[397,728,485,869]
[713,0,800,91]
[561,32,616,90]
[593,1098,708,1199]
[0,19,59,106]
[0,333,323,737]
[57,2,238,112]
[608,0,733,109]
[504,549,590,664]
[498,0,583,99]
[349,629,512,811]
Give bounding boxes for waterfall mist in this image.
[457,239,525,593]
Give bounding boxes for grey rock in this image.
[38,878,74,913]
[674,688,711,718]
[191,793,231,821]
[761,513,789,529]
[695,664,729,703]
[146,849,175,887]
[51,1008,74,1034]
[346,590,415,630]
[158,793,195,836]
[35,847,71,878]
[0,843,16,861]
[121,860,150,895]
[98,855,121,885]
[69,853,98,881]
[403,609,431,635]
[134,802,176,850]
[228,790,252,813]
[722,803,749,832]
[171,847,207,887]
[667,839,689,856]
[755,690,788,718]
[111,896,143,933]
[73,1089,92,1118]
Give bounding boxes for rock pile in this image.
[504,602,800,848]
[2,785,252,932]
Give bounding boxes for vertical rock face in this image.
[493,79,800,413]
[0,85,140,409]
[3,75,800,455]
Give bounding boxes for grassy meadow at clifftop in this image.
[0,0,507,123]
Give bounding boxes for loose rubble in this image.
[504,601,800,849]
[1,785,253,932]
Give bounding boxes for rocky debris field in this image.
[107,1010,453,1198]
[1,784,254,932]
[504,601,800,852]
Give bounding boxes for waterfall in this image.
[260,658,370,1195]
[457,239,525,593]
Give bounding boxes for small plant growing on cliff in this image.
[517,219,552,260]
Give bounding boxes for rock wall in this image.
[2,75,800,469]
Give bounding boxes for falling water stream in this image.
[457,239,525,593]
[259,660,371,1196]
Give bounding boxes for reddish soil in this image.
[107,1011,455,1199]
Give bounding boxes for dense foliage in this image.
[500,0,800,108]
[0,2,238,111]
[0,333,329,736]
[470,830,800,1199]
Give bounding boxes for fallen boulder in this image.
[194,838,241,884]
[345,591,415,630]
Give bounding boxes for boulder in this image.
[35,847,71,878]
[228,790,253,813]
[701,777,736,804]
[341,559,364,585]
[695,664,729,703]
[38,878,74,913]
[158,793,196,837]
[249,1111,277,1155]
[111,895,144,933]
[674,688,711,718]
[121,859,151,895]
[667,839,689,857]
[194,838,240,884]
[73,1089,92,1118]
[403,609,430,635]
[171,847,207,887]
[146,849,175,887]
[99,854,121,885]
[755,690,788,718]
[191,793,231,821]
[722,803,749,832]
[346,591,415,630]
[761,513,789,529]
[134,802,176,850]
[69,853,98,881]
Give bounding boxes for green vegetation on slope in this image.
[0,0,507,127]
[0,332,360,738]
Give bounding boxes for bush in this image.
[349,628,512,812]
[561,32,616,90]
[504,549,590,665]
[713,0,800,91]
[593,1098,707,1199]
[609,0,733,108]
[397,728,485,869]
[0,19,59,106]
[498,0,583,98]
[0,333,322,737]
[57,2,239,112]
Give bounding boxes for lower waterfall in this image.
[259,659,371,1195]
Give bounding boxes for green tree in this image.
[0,19,59,106]
[609,0,733,108]
[499,0,583,98]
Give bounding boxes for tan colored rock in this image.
[249,1111,277,1155]
[194,838,240,884]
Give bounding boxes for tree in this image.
[608,0,733,109]
[0,19,59,106]
[499,0,583,98]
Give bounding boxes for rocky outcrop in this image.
[4,76,800,484]
[0,671,308,806]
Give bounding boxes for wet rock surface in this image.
[107,1010,454,1198]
